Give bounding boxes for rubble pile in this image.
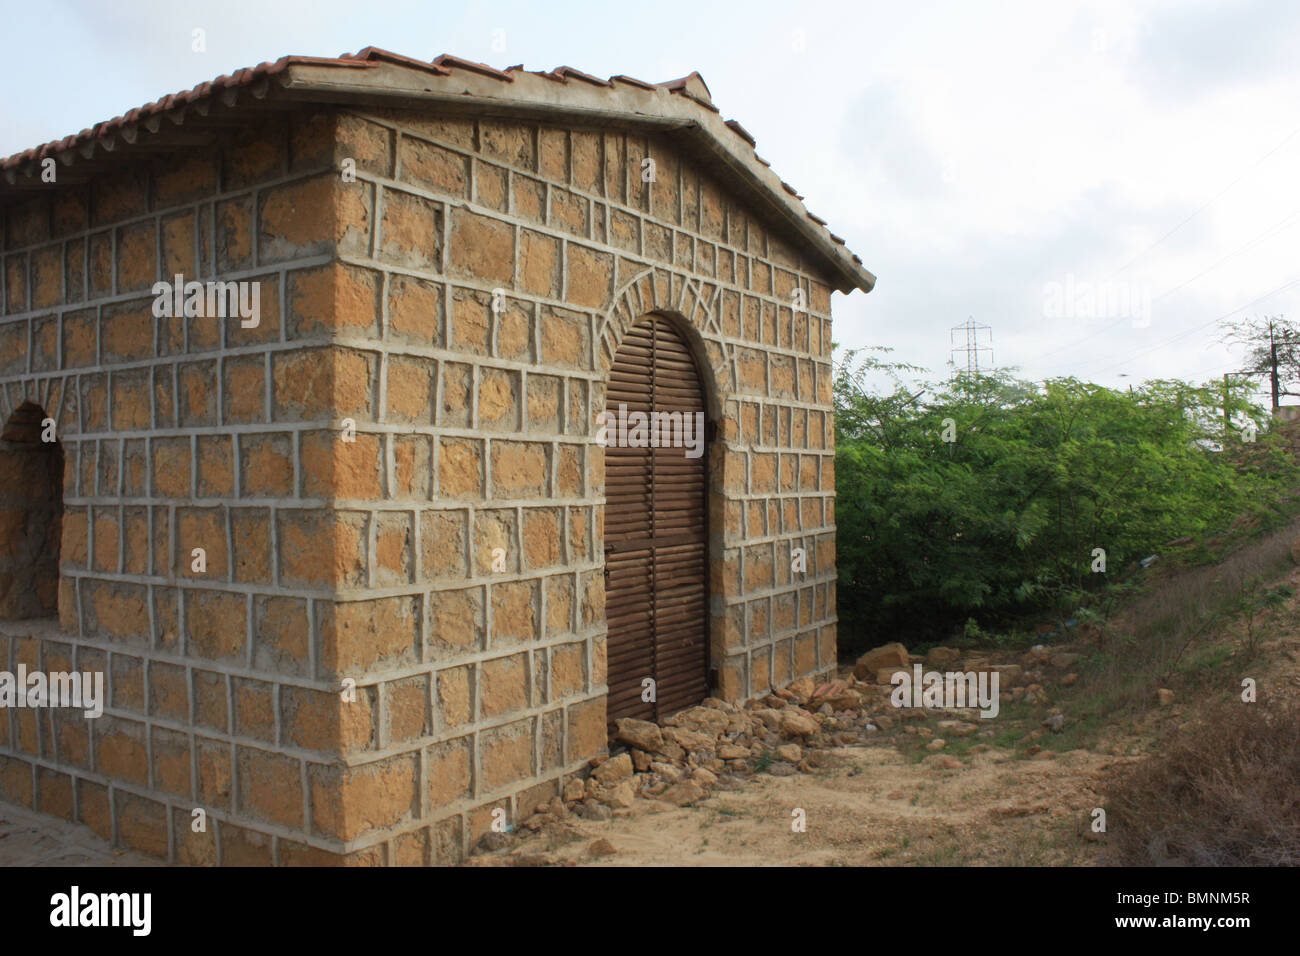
[485,641,1086,854]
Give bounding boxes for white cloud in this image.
[5,0,1298,396]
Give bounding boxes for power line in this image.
[1035,122,1300,362]
[1105,119,1300,281]
[1073,274,1300,377]
[1036,202,1300,364]
[1150,205,1300,304]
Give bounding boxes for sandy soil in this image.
[505,726,1133,867]
[0,803,160,867]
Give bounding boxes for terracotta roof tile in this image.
[547,66,613,87]
[429,53,512,80]
[725,119,756,146]
[0,46,873,292]
[610,74,657,90]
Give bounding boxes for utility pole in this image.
[950,318,993,376]
[1269,317,1280,411]
[1224,373,1231,442]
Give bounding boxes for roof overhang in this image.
[1,49,875,294]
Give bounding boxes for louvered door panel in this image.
[604,316,709,725]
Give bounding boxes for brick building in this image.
[0,48,874,864]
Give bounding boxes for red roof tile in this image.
[0,47,873,292]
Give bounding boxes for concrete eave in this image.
[277,60,875,294]
[0,52,875,295]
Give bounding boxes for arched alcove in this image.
[0,402,64,620]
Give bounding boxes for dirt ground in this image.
[491,716,1134,867]
[0,802,159,866]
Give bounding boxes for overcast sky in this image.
[5,0,1299,399]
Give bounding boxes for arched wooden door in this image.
[604,315,710,724]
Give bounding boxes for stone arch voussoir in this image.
[598,266,735,413]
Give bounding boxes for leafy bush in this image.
[833,349,1295,655]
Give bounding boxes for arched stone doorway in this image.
[603,315,711,723]
[0,402,64,620]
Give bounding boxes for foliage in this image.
[833,348,1297,654]
[1220,312,1299,406]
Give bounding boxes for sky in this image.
[5,0,1300,399]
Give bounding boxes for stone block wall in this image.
[0,107,405,864]
[324,105,841,855]
[0,100,841,864]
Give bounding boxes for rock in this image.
[477,831,513,852]
[779,711,820,737]
[826,688,865,710]
[655,740,686,762]
[853,642,910,680]
[593,753,633,784]
[631,749,653,773]
[804,749,835,768]
[991,664,1023,686]
[639,775,668,797]
[811,679,849,703]
[753,709,785,731]
[577,799,611,821]
[875,666,911,685]
[725,716,753,735]
[934,755,962,770]
[650,761,683,783]
[1050,652,1082,669]
[787,677,817,701]
[522,812,554,832]
[776,743,803,763]
[765,761,798,777]
[596,778,637,808]
[1042,713,1065,733]
[548,797,568,818]
[663,727,715,753]
[1031,750,1056,760]
[660,781,704,807]
[873,713,896,730]
[1061,673,1079,686]
[1156,688,1175,706]
[615,717,664,752]
[1024,684,1049,704]
[968,743,990,754]
[692,767,719,788]
[669,706,730,736]
[927,738,947,751]
[1024,645,1050,665]
[586,838,617,858]
[559,780,585,806]
[717,744,749,760]
[924,646,962,668]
